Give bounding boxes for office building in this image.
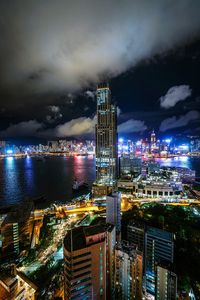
[105,224,116,299]
[115,242,143,300]
[155,265,177,300]
[119,156,142,178]
[106,192,121,233]
[145,227,174,296]
[0,265,37,300]
[127,222,145,252]
[119,155,132,177]
[63,225,107,300]
[93,83,118,198]
[117,179,134,194]
[150,130,156,152]
[132,174,182,199]
[0,203,34,259]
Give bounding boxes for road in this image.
[18,216,78,275]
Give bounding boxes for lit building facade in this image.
[0,203,34,260]
[105,224,116,299]
[127,222,145,252]
[132,175,183,199]
[63,225,107,300]
[150,130,156,152]
[119,156,142,178]
[0,265,37,300]
[106,192,121,233]
[144,227,174,296]
[155,265,177,300]
[93,83,118,198]
[115,242,143,300]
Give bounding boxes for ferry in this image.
[72,179,89,192]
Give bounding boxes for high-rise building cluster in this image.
[63,217,177,299]
[63,84,178,300]
[0,83,197,299]
[0,140,95,156]
[0,202,34,260]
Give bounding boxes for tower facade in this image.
[95,83,118,188]
[155,265,177,300]
[144,227,174,296]
[106,192,121,232]
[115,242,143,300]
[150,130,156,151]
[64,225,107,300]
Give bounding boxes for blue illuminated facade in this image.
[145,227,174,296]
[95,83,118,187]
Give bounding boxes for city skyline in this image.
[0,1,200,299]
[0,83,200,299]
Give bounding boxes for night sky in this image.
[0,0,200,141]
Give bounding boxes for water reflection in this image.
[3,157,21,205]
[0,156,199,207]
[24,157,34,191]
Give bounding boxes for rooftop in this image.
[64,225,106,252]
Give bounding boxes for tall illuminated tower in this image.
[93,84,117,198]
[150,129,156,152]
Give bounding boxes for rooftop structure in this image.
[0,265,37,300]
[132,173,183,198]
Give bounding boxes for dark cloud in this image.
[159,110,200,132]
[0,0,200,98]
[46,105,62,123]
[0,120,43,137]
[0,0,200,138]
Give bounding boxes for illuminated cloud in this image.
[85,90,96,100]
[41,116,97,137]
[118,119,147,133]
[55,117,96,137]
[159,110,199,132]
[160,85,192,109]
[117,107,121,117]
[0,116,96,138]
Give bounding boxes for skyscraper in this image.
[115,242,143,300]
[150,130,156,152]
[105,224,116,299]
[144,227,174,296]
[106,192,121,233]
[63,225,107,300]
[155,265,177,300]
[93,83,118,198]
[127,221,145,252]
[0,202,34,260]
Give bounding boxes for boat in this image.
[72,179,89,192]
